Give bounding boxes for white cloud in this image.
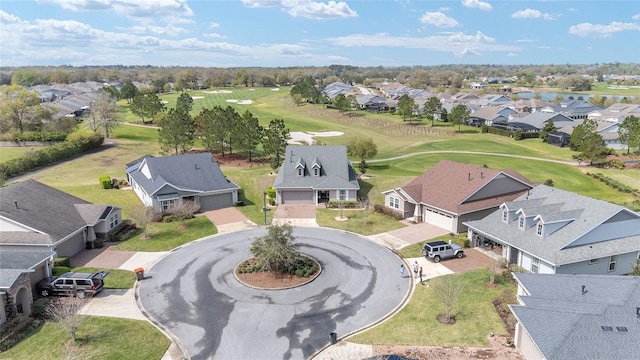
[0,10,23,23]
[461,0,492,11]
[325,31,519,57]
[36,0,193,18]
[512,9,556,20]
[515,37,538,43]
[242,0,357,19]
[129,24,188,36]
[507,52,516,57]
[209,22,220,28]
[632,14,640,20]
[204,33,226,39]
[420,12,459,28]
[569,21,640,37]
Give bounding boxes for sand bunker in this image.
[249,89,255,91]
[271,88,280,91]
[160,100,169,104]
[203,90,233,94]
[226,99,239,103]
[192,96,204,100]
[238,100,253,105]
[288,131,344,145]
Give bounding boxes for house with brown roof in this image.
[382,160,534,234]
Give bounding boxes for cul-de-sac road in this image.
[139,227,410,360]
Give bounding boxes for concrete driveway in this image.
[273,204,318,227]
[138,227,410,360]
[201,207,257,233]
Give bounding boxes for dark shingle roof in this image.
[126,153,239,196]
[0,180,103,244]
[510,273,640,360]
[273,146,359,190]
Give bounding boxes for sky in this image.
[1,0,639,68]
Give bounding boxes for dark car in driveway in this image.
[37,271,109,299]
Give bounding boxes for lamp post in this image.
[263,191,268,226]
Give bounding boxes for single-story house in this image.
[126,153,240,213]
[382,160,533,234]
[273,145,359,204]
[468,106,516,127]
[464,185,640,275]
[509,273,640,360]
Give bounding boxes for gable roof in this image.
[508,112,579,130]
[389,160,533,215]
[0,180,113,245]
[510,273,640,360]
[126,153,239,196]
[273,145,359,190]
[0,251,54,289]
[464,185,640,265]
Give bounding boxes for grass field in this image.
[349,269,515,346]
[0,317,169,360]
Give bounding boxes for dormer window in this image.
[502,210,508,223]
[518,216,525,230]
[536,223,543,237]
[314,168,319,176]
[297,168,303,176]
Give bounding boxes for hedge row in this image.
[12,131,67,142]
[0,132,103,178]
[326,200,359,209]
[588,172,640,195]
[373,204,404,220]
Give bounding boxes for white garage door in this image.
[281,191,313,204]
[423,209,455,232]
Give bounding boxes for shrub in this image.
[373,204,404,220]
[162,215,176,223]
[13,131,67,142]
[326,200,358,209]
[234,201,244,207]
[266,186,276,199]
[31,298,51,319]
[99,175,112,189]
[295,269,305,277]
[53,257,70,267]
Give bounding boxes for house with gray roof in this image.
[273,146,359,204]
[382,160,533,234]
[587,103,640,123]
[464,185,640,275]
[540,100,603,120]
[126,153,240,212]
[509,273,640,360]
[468,106,516,127]
[505,112,581,132]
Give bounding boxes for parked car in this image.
[422,241,464,263]
[37,271,109,299]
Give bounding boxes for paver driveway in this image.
[139,227,410,360]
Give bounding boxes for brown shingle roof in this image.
[401,160,533,214]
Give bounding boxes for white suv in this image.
[422,241,464,263]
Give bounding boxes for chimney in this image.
[14,201,18,209]
[581,285,586,295]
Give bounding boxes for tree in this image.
[120,81,137,104]
[540,119,557,143]
[618,115,640,154]
[232,110,263,162]
[158,93,195,155]
[347,137,378,174]
[424,97,443,126]
[85,91,119,138]
[130,93,165,124]
[46,297,91,343]
[195,107,223,153]
[0,85,48,133]
[128,205,157,239]
[449,104,470,132]
[250,223,300,272]
[432,274,464,324]
[570,119,598,151]
[263,118,290,170]
[291,93,303,106]
[170,200,200,227]
[289,76,320,103]
[220,106,240,155]
[333,94,350,113]
[397,94,417,123]
[580,132,608,165]
[361,200,372,225]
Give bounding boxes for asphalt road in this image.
[139,227,410,360]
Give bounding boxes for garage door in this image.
[281,191,313,204]
[423,209,455,233]
[199,193,233,211]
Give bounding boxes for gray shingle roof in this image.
[0,180,109,244]
[465,185,640,265]
[126,153,240,196]
[273,146,359,190]
[0,251,54,289]
[510,273,640,360]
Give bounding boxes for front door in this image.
[509,247,519,265]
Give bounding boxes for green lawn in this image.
[349,269,515,346]
[0,147,35,162]
[111,216,216,252]
[316,208,406,235]
[0,317,169,360]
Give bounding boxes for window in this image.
[389,197,394,207]
[588,258,599,265]
[536,223,543,236]
[531,257,540,273]
[314,168,319,176]
[502,210,508,222]
[608,255,617,272]
[339,190,346,201]
[161,199,176,212]
[109,213,119,229]
[394,198,399,209]
[518,217,525,229]
[297,168,303,176]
